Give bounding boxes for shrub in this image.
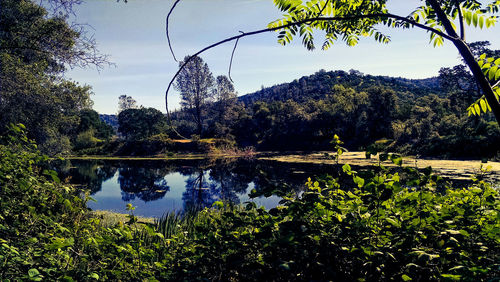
[165,160,500,281]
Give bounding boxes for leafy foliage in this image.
[164,151,500,281]
[468,53,500,116]
[1,126,499,280]
[118,107,168,141]
[0,0,105,155]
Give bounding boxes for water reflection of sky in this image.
[62,157,500,218]
[87,172,282,218]
[81,160,288,218]
[88,171,193,217]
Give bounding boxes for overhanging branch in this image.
[165,12,458,112]
[166,0,181,62]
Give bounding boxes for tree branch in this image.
[166,0,181,62]
[316,0,330,16]
[427,0,460,38]
[428,0,500,123]
[455,0,465,40]
[228,31,244,82]
[165,12,458,112]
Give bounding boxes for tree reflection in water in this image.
[182,158,255,211]
[118,162,172,202]
[57,160,117,194]
[60,158,329,215]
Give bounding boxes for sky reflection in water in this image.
[60,158,328,218]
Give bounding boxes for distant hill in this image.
[98,70,442,129]
[100,114,118,131]
[238,69,442,105]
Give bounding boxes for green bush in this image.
[0,125,170,280]
[73,129,103,150]
[115,134,174,156]
[165,161,500,281]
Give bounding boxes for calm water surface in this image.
[56,158,336,218]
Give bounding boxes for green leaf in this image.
[441,274,462,280]
[28,269,40,278]
[402,274,412,281]
[480,99,488,113]
[489,66,498,80]
[342,164,352,173]
[386,217,400,228]
[464,10,472,25]
[474,103,481,114]
[353,176,365,188]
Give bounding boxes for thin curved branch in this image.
[166,12,458,110]
[455,0,465,40]
[492,80,500,89]
[228,31,244,82]
[317,0,330,16]
[166,0,181,62]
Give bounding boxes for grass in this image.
[91,210,155,226]
[65,154,208,161]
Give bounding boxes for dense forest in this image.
[169,65,499,159]
[1,0,500,281]
[90,66,500,159]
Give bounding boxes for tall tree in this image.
[118,95,138,113]
[0,0,107,154]
[173,55,215,136]
[212,75,237,137]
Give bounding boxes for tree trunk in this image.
[454,40,500,123]
[427,0,500,125]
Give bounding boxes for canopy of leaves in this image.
[118,107,168,141]
[269,0,500,49]
[0,0,108,155]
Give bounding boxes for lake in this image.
[56,155,499,218]
[55,158,340,218]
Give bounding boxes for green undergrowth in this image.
[1,124,499,281]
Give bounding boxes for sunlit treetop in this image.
[269,0,500,49]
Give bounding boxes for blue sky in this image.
[66,0,500,114]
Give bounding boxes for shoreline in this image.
[64,151,500,182]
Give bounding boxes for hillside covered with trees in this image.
[167,65,499,159]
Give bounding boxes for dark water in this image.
[55,158,338,218]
